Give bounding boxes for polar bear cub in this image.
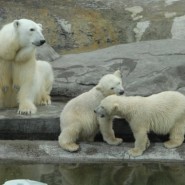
[0,19,54,114]
[95,91,185,157]
[58,70,124,152]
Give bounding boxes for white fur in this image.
[0,19,54,114]
[96,91,185,157]
[58,70,124,152]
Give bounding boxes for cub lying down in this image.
[94,91,185,157]
[58,70,124,152]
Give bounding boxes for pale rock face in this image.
[57,19,72,34]
[164,12,177,18]
[125,6,143,20]
[165,0,181,6]
[134,21,150,41]
[171,15,185,40]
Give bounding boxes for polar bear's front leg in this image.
[0,61,12,93]
[18,101,37,114]
[17,84,37,114]
[98,117,123,145]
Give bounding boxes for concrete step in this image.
[0,140,183,164]
[0,102,170,142]
[0,105,182,164]
[0,102,64,140]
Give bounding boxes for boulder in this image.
[51,39,185,98]
[36,44,60,62]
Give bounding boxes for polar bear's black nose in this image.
[40,40,46,45]
[119,90,124,95]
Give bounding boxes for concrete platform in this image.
[0,101,183,164]
[0,101,170,142]
[0,140,184,164]
[0,102,65,140]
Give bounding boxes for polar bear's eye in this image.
[111,87,114,90]
[30,28,35,31]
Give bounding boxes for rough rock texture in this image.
[36,44,60,62]
[51,39,185,98]
[1,0,185,54]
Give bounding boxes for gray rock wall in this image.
[51,39,185,98]
[1,0,185,54]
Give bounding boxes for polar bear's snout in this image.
[32,39,45,46]
[119,89,124,95]
[31,28,46,46]
[115,88,124,96]
[94,106,106,118]
[114,85,124,96]
[40,39,46,45]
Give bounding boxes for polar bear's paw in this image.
[60,142,80,152]
[106,137,123,145]
[128,148,143,157]
[164,140,183,149]
[39,95,51,106]
[18,102,37,115]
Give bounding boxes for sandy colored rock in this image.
[1,0,185,54]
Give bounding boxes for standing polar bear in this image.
[95,91,185,157]
[0,19,54,114]
[58,70,124,152]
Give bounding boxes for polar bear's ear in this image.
[114,103,119,110]
[113,70,121,78]
[38,23,43,29]
[96,85,102,91]
[13,20,20,28]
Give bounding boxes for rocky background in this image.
[1,0,185,54]
[1,0,185,99]
[0,0,185,166]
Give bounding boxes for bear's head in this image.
[96,70,124,96]
[94,95,120,118]
[13,19,45,48]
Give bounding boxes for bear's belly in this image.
[80,117,99,141]
[150,120,173,135]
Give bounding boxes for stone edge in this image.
[0,140,184,164]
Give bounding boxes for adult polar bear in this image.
[95,91,185,157]
[58,71,124,152]
[0,19,54,114]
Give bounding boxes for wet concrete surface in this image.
[0,140,184,164]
